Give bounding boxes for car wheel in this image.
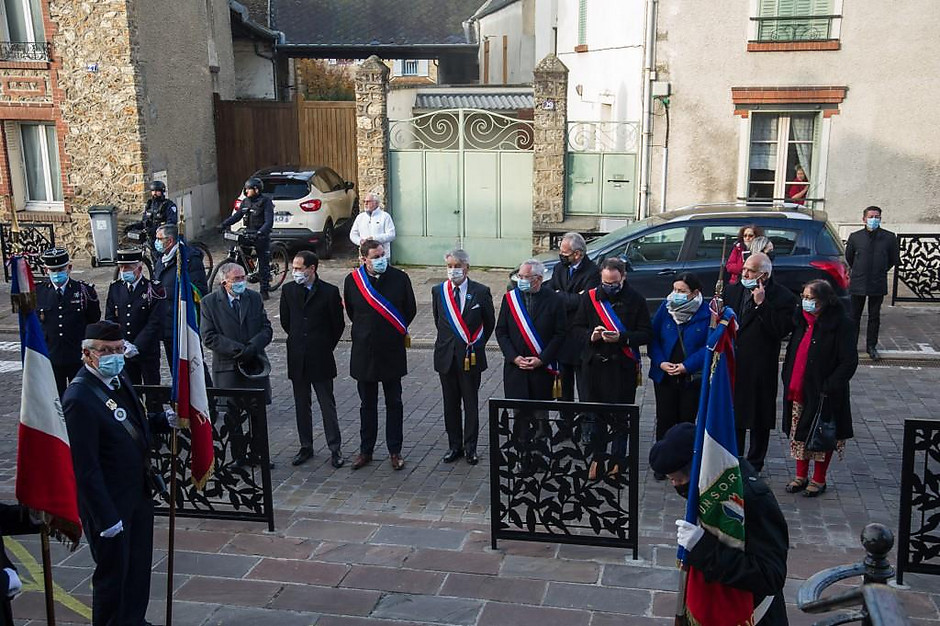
[318,220,335,259]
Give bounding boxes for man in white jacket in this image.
[349,192,396,259]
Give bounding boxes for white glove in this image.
[100,520,124,538]
[123,341,139,359]
[165,408,179,429]
[676,519,705,551]
[5,568,21,598]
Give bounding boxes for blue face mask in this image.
[154,239,165,253]
[230,280,247,295]
[668,291,688,305]
[866,217,881,230]
[49,270,68,286]
[97,354,125,378]
[516,278,532,292]
[801,298,817,314]
[371,256,388,274]
[741,277,759,289]
[121,271,137,283]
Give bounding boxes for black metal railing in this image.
[891,234,940,304]
[488,399,640,557]
[0,222,55,282]
[138,385,275,531]
[897,418,940,584]
[798,523,911,626]
[750,14,840,42]
[0,41,52,62]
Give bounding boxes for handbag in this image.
[805,394,837,452]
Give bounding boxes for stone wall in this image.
[355,56,390,204]
[531,53,568,251]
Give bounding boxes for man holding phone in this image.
[725,252,796,473]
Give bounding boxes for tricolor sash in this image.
[588,288,642,385]
[352,266,410,343]
[505,289,560,379]
[440,281,483,371]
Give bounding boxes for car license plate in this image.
[274,213,290,223]
[127,231,142,241]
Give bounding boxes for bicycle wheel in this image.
[191,241,214,277]
[208,256,243,292]
[267,243,289,291]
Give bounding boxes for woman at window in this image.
[725,224,763,285]
[647,273,711,479]
[787,165,809,206]
[782,279,858,497]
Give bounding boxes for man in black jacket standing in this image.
[344,241,417,471]
[432,249,496,465]
[222,177,275,299]
[725,253,795,473]
[153,225,209,367]
[281,251,346,468]
[845,205,899,360]
[547,232,599,438]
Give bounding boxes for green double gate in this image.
[389,109,534,268]
[565,121,638,217]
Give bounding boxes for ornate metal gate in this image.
[897,418,940,584]
[389,109,534,267]
[565,121,639,217]
[891,234,940,304]
[0,222,55,282]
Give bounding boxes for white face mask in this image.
[447,267,465,283]
[292,270,307,285]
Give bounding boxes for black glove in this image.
[239,343,258,362]
[218,225,227,234]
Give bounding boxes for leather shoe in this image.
[442,449,463,463]
[390,454,405,471]
[351,453,372,470]
[331,453,345,469]
[867,347,880,360]
[291,448,313,466]
[466,451,479,465]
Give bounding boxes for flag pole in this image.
[40,524,57,626]
[673,565,688,626]
[166,215,185,626]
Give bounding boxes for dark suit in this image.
[153,244,209,366]
[431,279,495,455]
[36,278,101,394]
[845,227,899,350]
[62,367,169,626]
[105,277,166,406]
[280,278,345,454]
[0,504,40,626]
[343,266,417,456]
[201,287,273,463]
[547,259,600,408]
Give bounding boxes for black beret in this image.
[85,321,123,342]
[41,247,70,268]
[649,422,696,475]
[116,247,143,263]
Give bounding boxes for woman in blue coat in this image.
[648,273,711,477]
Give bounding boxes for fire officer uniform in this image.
[105,248,166,399]
[36,248,101,395]
[221,177,275,297]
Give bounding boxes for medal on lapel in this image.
[106,398,127,421]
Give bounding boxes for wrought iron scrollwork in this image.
[892,234,940,303]
[897,419,940,584]
[0,41,52,62]
[389,108,534,151]
[0,222,55,282]
[566,121,639,153]
[489,399,639,556]
[139,385,275,531]
[751,15,835,42]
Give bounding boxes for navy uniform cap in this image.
[116,247,143,264]
[85,320,123,341]
[649,422,696,475]
[41,247,70,268]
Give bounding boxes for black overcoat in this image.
[36,278,101,368]
[495,288,566,398]
[845,227,899,296]
[343,266,417,382]
[0,504,40,626]
[279,278,345,382]
[726,280,796,429]
[154,246,209,340]
[547,258,601,364]
[781,301,858,441]
[431,279,496,374]
[105,277,166,360]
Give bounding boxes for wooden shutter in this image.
[578,0,587,46]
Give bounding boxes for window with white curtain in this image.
[19,123,63,208]
[747,113,817,203]
[1,0,45,42]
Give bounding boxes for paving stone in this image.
[544,582,652,614]
[557,543,634,563]
[405,548,501,575]
[372,525,468,550]
[602,564,679,591]
[153,551,260,578]
[341,564,445,594]
[153,528,232,553]
[174,576,282,606]
[313,541,413,567]
[500,555,600,583]
[270,584,381,616]
[371,593,483,625]
[591,614,671,626]
[284,519,379,542]
[223,533,318,560]
[441,572,546,604]
[247,558,349,586]
[11,591,92,623]
[144,599,220,626]
[316,617,427,626]
[478,601,591,626]
[200,605,319,626]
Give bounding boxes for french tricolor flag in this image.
[11,255,82,546]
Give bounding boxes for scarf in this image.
[667,293,703,325]
[786,310,817,403]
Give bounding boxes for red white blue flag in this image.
[11,255,82,546]
[171,241,213,489]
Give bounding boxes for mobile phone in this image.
[602,330,618,337]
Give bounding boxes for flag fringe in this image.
[32,510,81,552]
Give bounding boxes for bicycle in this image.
[208,230,288,292]
[117,223,214,281]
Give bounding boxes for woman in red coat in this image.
[725,224,762,285]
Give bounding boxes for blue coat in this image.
[647,301,711,384]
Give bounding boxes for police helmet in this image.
[244,177,264,193]
[149,180,167,193]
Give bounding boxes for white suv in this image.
[233,166,358,258]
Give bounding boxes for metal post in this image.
[165,429,178,625]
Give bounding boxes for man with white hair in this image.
[725,251,796,473]
[349,191,396,259]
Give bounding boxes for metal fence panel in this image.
[897,418,940,584]
[891,234,940,304]
[0,222,55,282]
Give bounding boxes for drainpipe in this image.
[638,0,657,220]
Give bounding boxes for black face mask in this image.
[601,283,621,296]
[674,483,690,499]
[558,254,573,267]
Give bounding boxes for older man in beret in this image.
[62,320,175,626]
[649,423,790,626]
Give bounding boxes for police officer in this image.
[221,177,275,299]
[140,180,178,251]
[36,248,101,395]
[105,248,166,403]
